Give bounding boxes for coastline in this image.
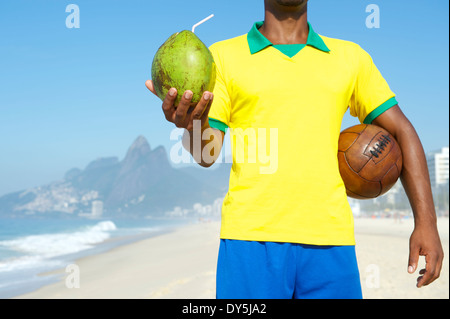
[0,218,188,299]
[14,220,221,299]
[13,217,449,299]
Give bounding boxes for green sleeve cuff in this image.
[363,97,398,124]
[208,118,228,133]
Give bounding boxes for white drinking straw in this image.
[192,14,214,33]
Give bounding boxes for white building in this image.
[427,147,449,187]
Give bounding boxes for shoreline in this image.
[13,217,449,299]
[0,219,188,299]
[14,220,221,299]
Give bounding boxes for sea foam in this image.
[0,220,117,272]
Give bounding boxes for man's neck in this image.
[259,1,308,45]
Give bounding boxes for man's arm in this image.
[372,105,444,287]
[145,80,224,167]
[182,124,224,167]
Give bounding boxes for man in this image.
[146,0,443,299]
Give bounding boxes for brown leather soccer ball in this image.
[338,124,403,199]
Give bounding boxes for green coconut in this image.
[151,30,216,106]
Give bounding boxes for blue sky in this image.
[0,0,448,196]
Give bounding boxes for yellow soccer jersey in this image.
[208,22,397,245]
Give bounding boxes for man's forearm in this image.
[373,106,443,286]
[395,122,437,226]
[373,107,437,226]
[182,122,224,167]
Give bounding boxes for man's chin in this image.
[275,0,307,7]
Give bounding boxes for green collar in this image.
[247,21,330,54]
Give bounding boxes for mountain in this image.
[0,136,231,218]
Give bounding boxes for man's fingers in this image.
[162,88,177,122]
[146,80,178,123]
[185,92,213,131]
[174,90,193,127]
[157,88,214,129]
[202,92,214,120]
[408,243,419,274]
[191,92,213,120]
[145,80,157,95]
[417,253,441,287]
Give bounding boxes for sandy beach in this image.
[15,217,449,299]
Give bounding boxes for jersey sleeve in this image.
[349,45,398,124]
[208,43,231,133]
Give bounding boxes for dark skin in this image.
[259,0,309,44]
[373,107,443,287]
[146,0,443,287]
[145,81,223,166]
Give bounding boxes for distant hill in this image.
[0,136,231,218]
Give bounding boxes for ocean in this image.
[0,217,191,299]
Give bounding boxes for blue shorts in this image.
[216,239,362,299]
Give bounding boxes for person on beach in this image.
[146,0,444,298]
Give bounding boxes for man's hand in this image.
[145,80,213,131]
[373,105,444,288]
[145,80,224,167]
[408,222,444,287]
